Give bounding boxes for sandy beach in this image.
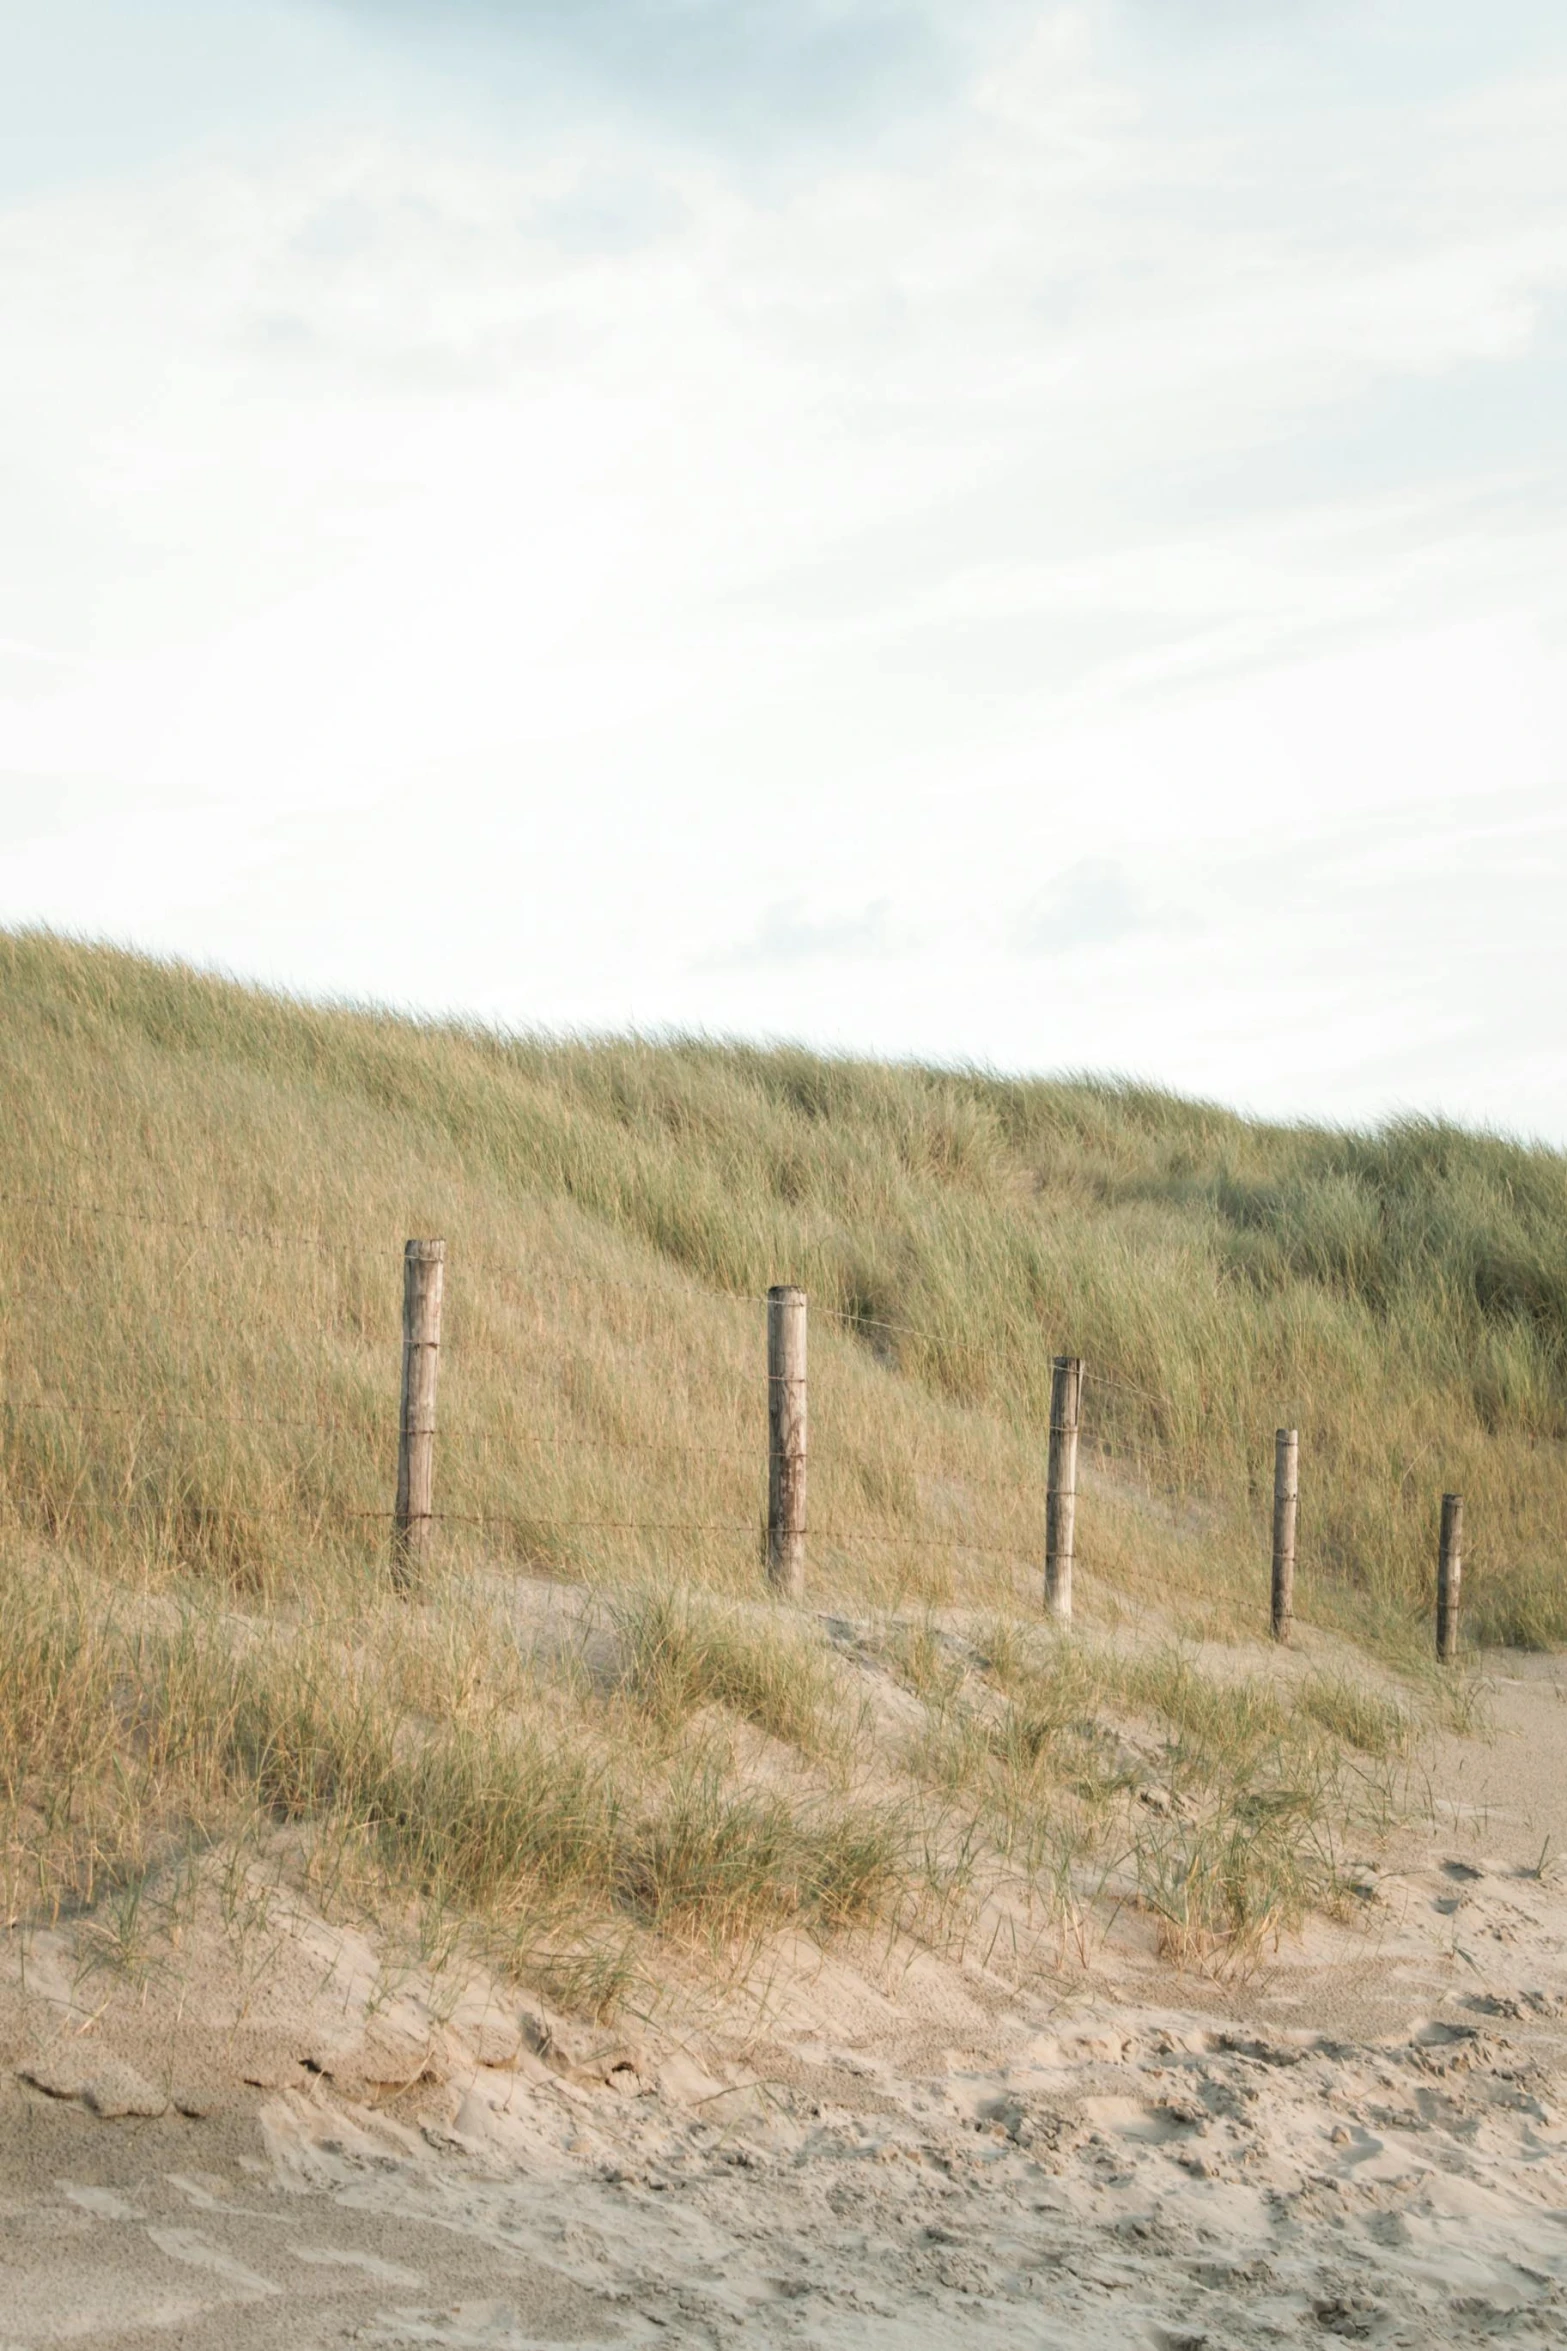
[6,1652,1567,2348]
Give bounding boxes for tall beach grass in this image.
[2,926,1562,1647]
[1,927,1561,1997]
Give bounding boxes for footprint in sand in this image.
[358,2304,586,2348]
[293,2245,425,2288]
[1079,2094,1202,2146]
[146,2227,282,2299]
[166,2171,280,2217]
[60,2182,142,2220]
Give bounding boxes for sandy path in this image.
[7,1659,1567,2348]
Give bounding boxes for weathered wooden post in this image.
[1045,1355,1081,1623]
[1271,1427,1298,1643]
[394,1238,445,1585]
[1437,1492,1463,1664]
[767,1285,807,1600]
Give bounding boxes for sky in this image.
[2,1,1565,1137]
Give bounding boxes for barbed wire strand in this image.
[9,1493,1046,1564]
[9,1398,355,1435]
[0,1188,341,1252]
[4,1401,1055,1541]
[14,1470,1527,1579]
[9,1397,1021,1479]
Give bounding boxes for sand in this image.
[7,1655,1567,2347]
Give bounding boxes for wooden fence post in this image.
[767,1285,807,1600]
[1045,1355,1081,1623]
[1271,1427,1298,1643]
[394,1238,445,1585]
[1437,1492,1463,1664]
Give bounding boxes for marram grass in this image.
[2,927,1563,1646]
[0,927,1562,1998]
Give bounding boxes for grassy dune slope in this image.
[1,928,1562,1994]
[4,928,1564,1640]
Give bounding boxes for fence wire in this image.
[5,1191,1513,1598]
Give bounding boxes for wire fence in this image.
[0,1188,1515,1641]
[0,1234,1110,1585]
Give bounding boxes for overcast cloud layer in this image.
[2,1,1565,1134]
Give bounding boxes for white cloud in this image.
[1,1,1565,1135]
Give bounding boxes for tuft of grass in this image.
[618,1767,905,1942]
[879,1616,970,1710]
[1119,1650,1291,1762]
[610,1586,847,1758]
[1132,1799,1335,1969]
[902,1628,1418,1972]
[1295,1671,1411,1757]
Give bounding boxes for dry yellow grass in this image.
[0,927,1557,2004]
[5,928,1564,1644]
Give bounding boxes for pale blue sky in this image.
[2,2,1565,1133]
